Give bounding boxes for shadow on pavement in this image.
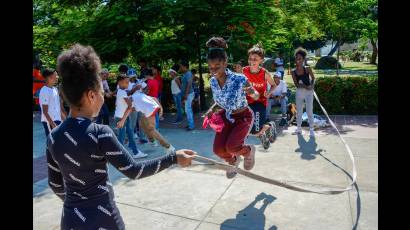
[220,192,277,230]
[295,134,324,160]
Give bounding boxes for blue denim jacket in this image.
[210,69,249,123]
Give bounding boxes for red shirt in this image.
[154,73,163,94]
[243,66,268,106]
[33,69,45,105]
[146,79,159,98]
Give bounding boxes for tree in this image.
[356,0,378,64]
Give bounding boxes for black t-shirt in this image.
[293,67,311,86]
[46,117,177,206]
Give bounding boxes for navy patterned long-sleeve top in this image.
[46,117,177,206]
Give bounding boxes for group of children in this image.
[39,61,175,160]
[42,38,317,229]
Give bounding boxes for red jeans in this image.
[213,108,254,164]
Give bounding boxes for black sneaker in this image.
[186,127,195,131]
[265,122,277,143]
[259,133,270,150]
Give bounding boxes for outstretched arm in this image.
[98,126,195,179]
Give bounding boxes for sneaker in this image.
[292,127,302,135]
[309,128,315,137]
[226,156,241,179]
[150,141,159,147]
[243,145,256,170]
[186,127,195,131]
[265,122,277,143]
[133,151,148,159]
[259,133,270,150]
[165,145,176,155]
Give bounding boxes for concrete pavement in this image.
[33,112,377,230]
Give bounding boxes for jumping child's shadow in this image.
[220,192,278,230]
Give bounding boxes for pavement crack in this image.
[193,177,236,230]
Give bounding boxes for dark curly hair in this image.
[57,44,101,107]
[42,68,56,79]
[248,43,265,58]
[294,47,308,59]
[206,37,228,61]
[118,64,128,74]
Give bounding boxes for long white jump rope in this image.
[190,91,357,195]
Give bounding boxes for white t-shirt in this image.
[117,81,147,94]
[274,57,285,72]
[131,92,160,117]
[39,86,62,123]
[128,82,135,91]
[272,80,287,97]
[135,79,147,93]
[102,80,110,93]
[114,89,129,118]
[171,77,181,95]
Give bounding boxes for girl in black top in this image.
[291,47,316,137]
[48,44,195,230]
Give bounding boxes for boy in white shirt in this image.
[114,75,147,158]
[117,91,176,155]
[266,71,288,125]
[39,68,67,137]
[273,53,285,80]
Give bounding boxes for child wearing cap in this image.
[266,71,288,125]
[114,74,147,158]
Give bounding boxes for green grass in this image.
[200,62,378,109]
[341,61,378,71]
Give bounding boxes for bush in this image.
[315,56,342,69]
[313,76,378,115]
[350,50,362,62]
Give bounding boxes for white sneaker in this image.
[165,145,176,155]
[292,127,302,135]
[150,141,159,147]
[133,151,148,159]
[226,156,241,179]
[309,128,315,137]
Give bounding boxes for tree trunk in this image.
[328,40,344,56]
[336,40,340,77]
[370,38,378,65]
[315,48,321,57]
[195,32,206,111]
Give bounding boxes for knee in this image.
[213,145,227,156]
[225,141,241,154]
[144,123,155,133]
